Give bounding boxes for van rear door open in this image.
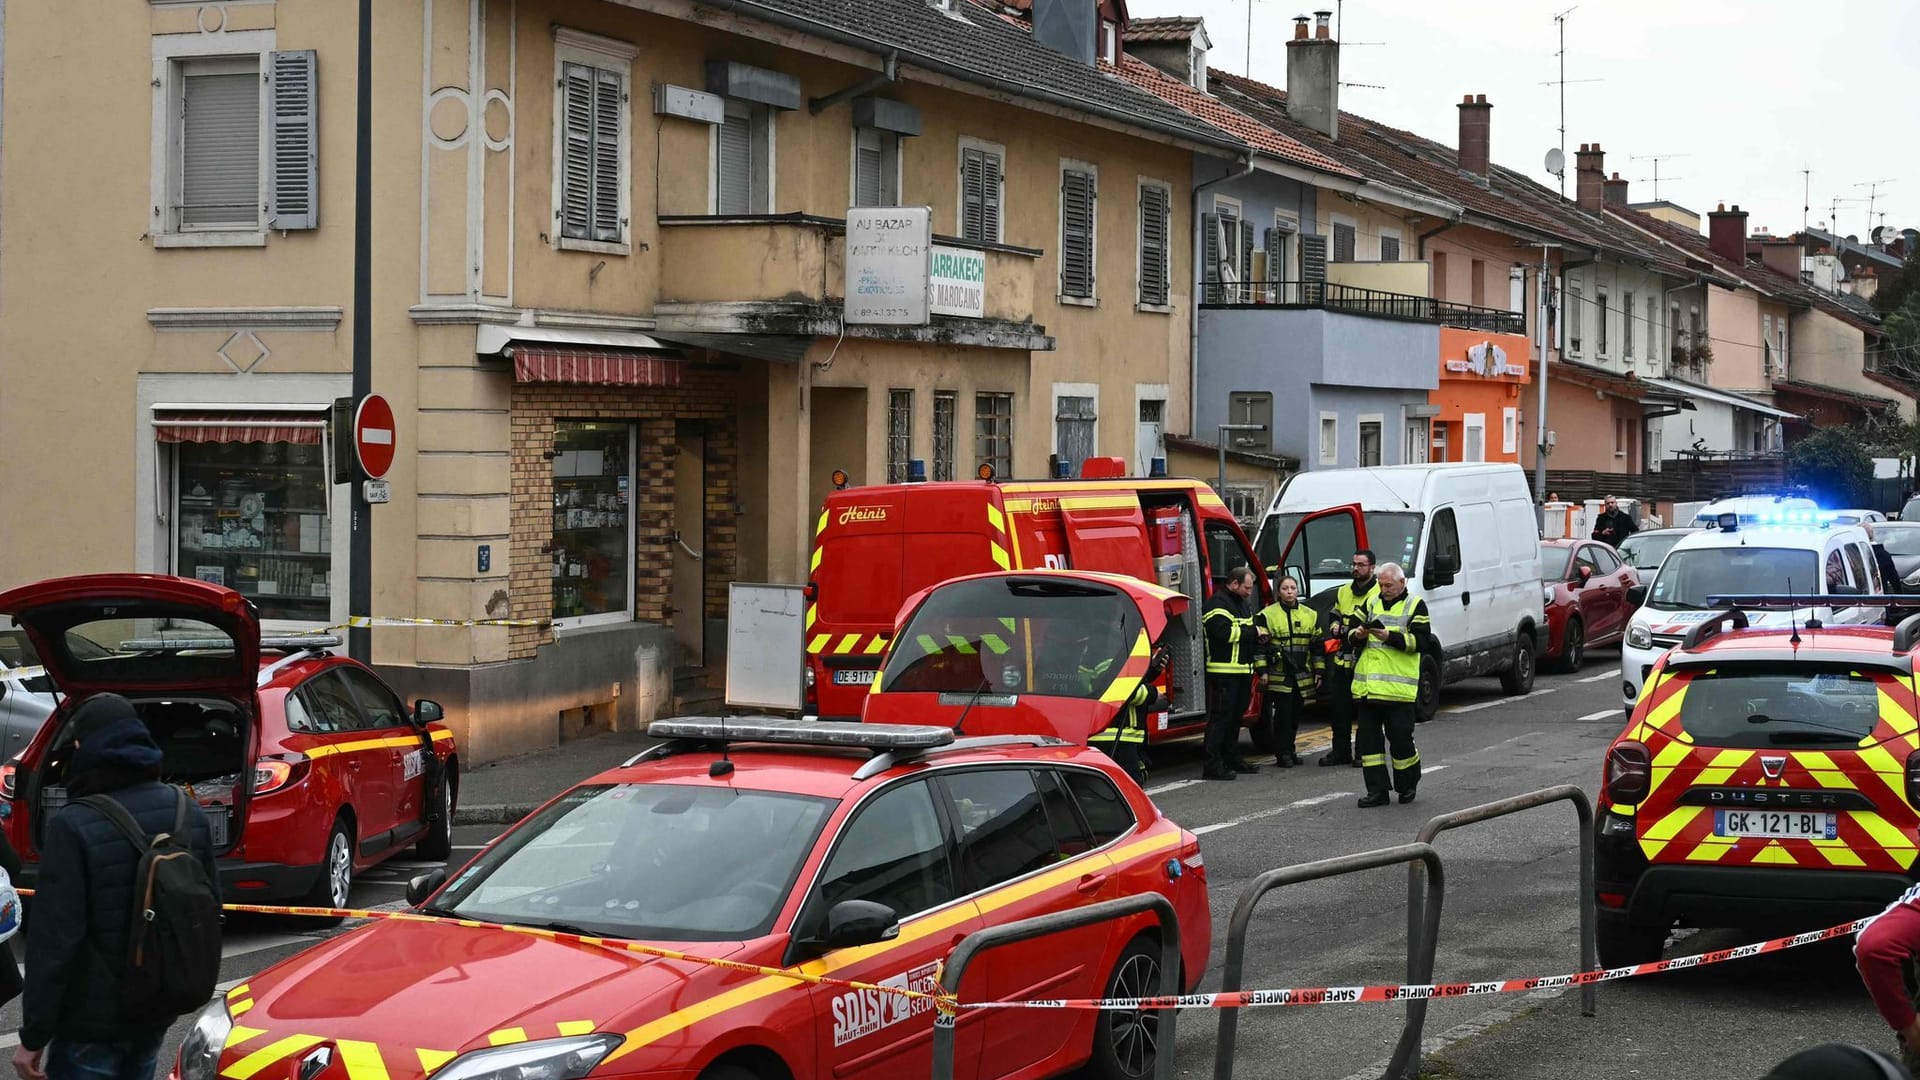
[1262,504,1369,606]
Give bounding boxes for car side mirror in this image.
[413,699,444,726]
[407,869,448,907]
[1627,584,1648,607]
[1424,567,1455,589]
[819,900,899,951]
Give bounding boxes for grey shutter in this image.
[960,149,985,240]
[1139,185,1169,307]
[267,50,317,230]
[855,129,883,208]
[591,68,623,242]
[180,68,260,227]
[1300,234,1328,281]
[1201,211,1220,285]
[1060,169,1095,299]
[1240,221,1255,285]
[559,63,593,238]
[981,152,1002,242]
[1331,222,1356,262]
[717,109,752,214]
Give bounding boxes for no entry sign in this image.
[353,394,396,480]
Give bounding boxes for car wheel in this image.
[1596,911,1667,967]
[299,817,353,927]
[412,772,455,861]
[1556,619,1585,674]
[1499,632,1536,695]
[1089,937,1165,1080]
[1414,656,1439,724]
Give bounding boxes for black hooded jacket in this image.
[22,694,218,1051]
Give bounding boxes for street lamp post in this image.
[1526,242,1563,512]
[1217,422,1268,497]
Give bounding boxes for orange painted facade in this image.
[1427,326,1532,464]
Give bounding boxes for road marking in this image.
[1145,779,1203,796]
[220,933,312,959]
[1193,791,1351,834]
[1576,709,1621,722]
[1579,668,1622,683]
[1425,765,1450,774]
[1442,687,1558,715]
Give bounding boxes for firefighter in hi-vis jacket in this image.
[1319,549,1378,767]
[1257,575,1322,767]
[1349,561,1429,807]
[1202,565,1266,781]
[1088,647,1170,784]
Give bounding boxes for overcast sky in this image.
[1125,0,1916,241]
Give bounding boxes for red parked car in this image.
[1539,539,1636,672]
[0,574,458,912]
[170,719,1209,1080]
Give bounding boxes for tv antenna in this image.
[1631,154,1688,200]
[1855,179,1896,238]
[1802,169,1810,235]
[1829,195,1867,238]
[1551,5,1578,196]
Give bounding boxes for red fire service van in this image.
[805,459,1271,745]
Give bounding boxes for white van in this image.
[1253,463,1547,721]
[1687,494,1818,528]
[1619,518,1887,708]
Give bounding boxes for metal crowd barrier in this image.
[1213,843,1446,1080]
[1388,785,1597,1080]
[930,892,1182,1080]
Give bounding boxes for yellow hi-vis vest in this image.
[1329,580,1378,670]
[1089,681,1152,745]
[1258,602,1321,694]
[1351,593,1425,703]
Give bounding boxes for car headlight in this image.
[1542,586,1556,606]
[433,1035,624,1080]
[1625,624,1652,650]
[178,999,233,1080]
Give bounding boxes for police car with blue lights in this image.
[1620,509,1889,710]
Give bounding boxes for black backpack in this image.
[79,790,223,1024]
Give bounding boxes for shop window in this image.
[551,421,634,624]
[168,413,332,623]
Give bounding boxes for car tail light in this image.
[0,762,15,800]
[253,754,311,796]
[1598,891,1628,909]
[804,663,817,707]
[1605,741,1652,806]
[1905,750,1920,809]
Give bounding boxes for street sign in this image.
[363,479,392,504]
[353,394,396,480]
[844,207,931,326]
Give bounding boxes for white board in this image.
[845,207,931,325]
[726,583,806,712]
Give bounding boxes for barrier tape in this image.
[15,888,1870,1014]
[0,614,554,682]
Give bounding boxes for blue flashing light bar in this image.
[648,717,957,751]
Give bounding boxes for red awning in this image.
[152,411,326,445]
[512,347,683,387]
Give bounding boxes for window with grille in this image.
[853,127,900,207]
[887,390,914,483]
[932,391,957,481]
[1138,182,1170,307]
[716,100,771,214]
[975,392,1013,478]
[1331,221,1356,262]
[960,142,1004,243]
[1055,394,1097,478]
[1059,165,1097,300]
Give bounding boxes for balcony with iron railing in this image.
[1199,280,1528,336]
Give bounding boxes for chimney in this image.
[1755,239,1800,279]
[1285,11,1340,139]
[1603,171,1629,208]
[1456,94,1490,178]
[1031,0,1096,65]
[1855,266,1880,302]
[1574,143,1605,210]
[1708,203,1748,263]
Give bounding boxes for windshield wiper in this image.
[414,905,463,919]
[529,920,599,937]
[1745,713,1869,740]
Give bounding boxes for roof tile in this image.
[1115,57,1355,176]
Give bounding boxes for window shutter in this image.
[960,148,985,240]
[267,50,317,230]
[717,109,753,214]
[180,68,260,228]
[1331,222,1356,262]
[1201,212,1220,298]
[1138,185,1169,307]
[855,129,883,208]
[981,152,1003,242]
[1060,169,1095,299]
[1300,233,1328,289]
[559,63,594,239]
[1239,221,1255,285]
[591,68,623,242]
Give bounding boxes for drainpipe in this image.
[1190,155,1257,448]
[1414,220,1456,259]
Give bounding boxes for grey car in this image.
[1615,527,1694,579]
[1872,521,1920,585]
[0,628,110,764]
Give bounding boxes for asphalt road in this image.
[0,651,1897,1078]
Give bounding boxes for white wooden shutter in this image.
[717,108,753,215]
[1139,185,1169,307]
[1060,169,1095,299]
[267,50,317,230]
[591,68,623,242]
[559,62,594,238]
[180,67,260,228]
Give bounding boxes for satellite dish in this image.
[1544,147,1566,178]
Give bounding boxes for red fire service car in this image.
[805,459,1269,745]
[1596,596,1920,967]
[173,719,1208,1080]
[0,574,458,911]
[864,570,1192,746]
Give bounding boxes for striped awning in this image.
[511,347,684,387]
[152,409,326,445]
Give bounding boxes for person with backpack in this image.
[15,693,220,1080]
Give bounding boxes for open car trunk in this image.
[31,694,252,856]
